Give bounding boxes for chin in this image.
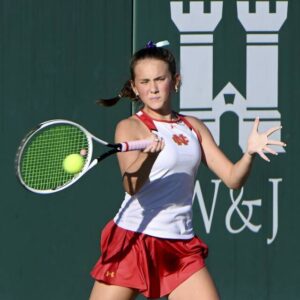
[148,104,165,111]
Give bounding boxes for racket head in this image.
[15,119,93,194]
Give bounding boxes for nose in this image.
[150,81,159,94]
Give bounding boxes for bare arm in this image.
[186,116,286,190]
[114,117,164,195]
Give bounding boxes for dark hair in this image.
[97,45,177,107]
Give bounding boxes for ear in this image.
[130,80,138,95]
[130,80,139,98]
[174,73,181,90]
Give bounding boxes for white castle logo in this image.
[171,0,287,152]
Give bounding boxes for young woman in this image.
[89,41,285,300]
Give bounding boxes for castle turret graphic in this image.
[171,1,287,152]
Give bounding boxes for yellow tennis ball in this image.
[63,154,84,174]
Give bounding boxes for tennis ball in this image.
[63,154,84,174]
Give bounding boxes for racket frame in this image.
[16,120,96,194]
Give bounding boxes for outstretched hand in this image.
[247,117,286,162]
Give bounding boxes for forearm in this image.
[227,152,255,189]
[122,152,159,195]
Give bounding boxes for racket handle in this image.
[120,139,152,152]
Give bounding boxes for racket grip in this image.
[120,139,152,152]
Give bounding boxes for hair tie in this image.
[146,40,170,48]
[146,41,155,48]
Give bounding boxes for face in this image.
[131,58,179,115]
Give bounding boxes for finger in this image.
[263,146,278,156]
[151,138,160,151]
[252,117,260,133]
[157,138,165,151]
[147,137,164,153]
[150,146,157,153]
[153,132,163,140]
[151,140,160,152]
[266,126,282,136]
[142,134,158,152]
[267,139,287,147]
[258,150,270,162]
[143,138,159,152]
[153,136,162,146]
[158,138,165,151]
[143,144,154,153]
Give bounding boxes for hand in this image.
[246,117,286,162]
[143,134,165,154]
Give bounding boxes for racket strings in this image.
[20,125,89,191]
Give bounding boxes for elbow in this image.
[225,167,248,190]
[225,180,245,190]
[228,183,243,190]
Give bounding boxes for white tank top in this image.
[114,110,202,239]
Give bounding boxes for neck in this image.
[142,107,176,121]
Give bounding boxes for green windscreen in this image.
[19,124,89,191]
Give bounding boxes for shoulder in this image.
[115,115,151,142]
[116,115,141,132]
[181,115,211,136]
[178,114,217,147]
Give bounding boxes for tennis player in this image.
[89,41,285,300]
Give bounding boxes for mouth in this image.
[149,96,160,101]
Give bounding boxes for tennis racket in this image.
[15,119,151,194]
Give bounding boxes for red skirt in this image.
[90,220,208,299]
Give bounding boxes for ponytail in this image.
[96,80,138,107]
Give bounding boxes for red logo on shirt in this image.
[172,134,189,145]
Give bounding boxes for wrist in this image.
[244,151,255,160]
